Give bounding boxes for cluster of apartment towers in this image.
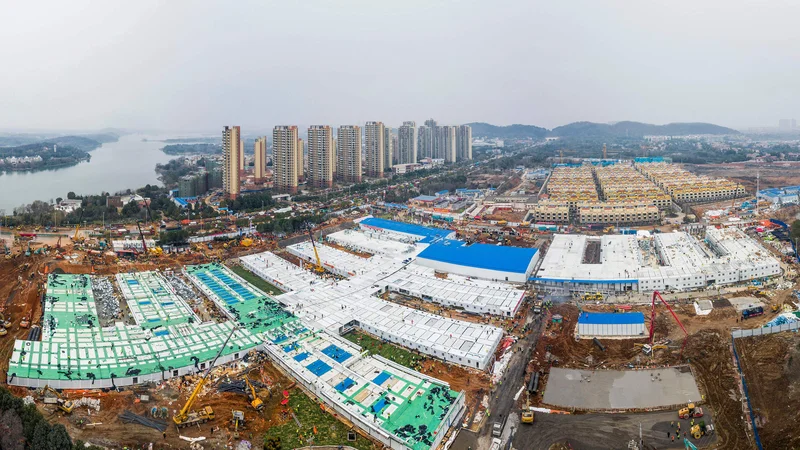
[221,121,472,197]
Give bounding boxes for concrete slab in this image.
[729,296,763,312]
[543,367,701,410]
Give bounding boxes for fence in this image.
[731,320,800,338]
[730,336,763,450]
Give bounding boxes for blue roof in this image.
[578,312,644,325]
[435,190,449,196]
[417,240,538,274]
[359,218,453,243]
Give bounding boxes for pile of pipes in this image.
[166,273,198,302]
[119,410,168,432]
[74,397,101,411]
[91,276,120,321]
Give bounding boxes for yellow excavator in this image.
[173,326,239,428]
[244,376,264,411]
[41,385,74,414]
[521,393,534,424]
[72,209,86,243]
[307,228,325,274]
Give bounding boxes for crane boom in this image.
[136,221,148,254]
[73,208,85,241]
[649,291,689,357]
[307,228,324,273]
[175,326,238,421]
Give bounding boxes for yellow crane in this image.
[244,375,264,411]
[72,208,85,243]
[173,326,239,428]
[307,228,325,274]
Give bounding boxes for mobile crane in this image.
[306,227,325,274]
[72,208,85,243]
[173,326,239,428]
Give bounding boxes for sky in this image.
[1,0,798,133]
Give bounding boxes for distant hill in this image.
[550,121,739,138]
[466,121,739,140]
[466,122,548,139]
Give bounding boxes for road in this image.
[512,410,716,450]
[452,308,546,450]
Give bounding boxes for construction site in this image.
[0,205,799,450]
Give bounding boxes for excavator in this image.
[41,385,74,414]
[231,410,245,440]
[244,376,264,411]
[306,228,325,274]
[521,393,534,424]
[173,326,238,428]
[72,208,86,243]
[0,312,9,336]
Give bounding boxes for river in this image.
[0,134,180,212]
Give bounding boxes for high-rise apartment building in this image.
[222,126,241,199]
[254,137,267,181]
[336,125,362,183]
[437,125,456,163]
[364,121,385,178]
[391,134,399,165]
[383,127,393,171]
[296,137,304,182]
[456,125,472,161]
[273,126,299,193]
[419,119,438,159]
[398,121,418,164]
[308,125,334,189]
[239,138,245,172]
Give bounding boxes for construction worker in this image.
[671,421,674,427]
[691,418,695,426]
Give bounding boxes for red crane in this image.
[649,291,689,358]
[136,221,148,255]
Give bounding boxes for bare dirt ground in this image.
[736,332,800,450]
[525,304,751,449]
[687,161,800,191]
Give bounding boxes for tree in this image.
[121,200,140,217]
[791,220,800,242]
[0,409,24,450]
[30,420,50,450]
[67,192,76,200]
[46,423,72,450]
[264,436,282,450]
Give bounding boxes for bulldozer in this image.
[678,403,704,420]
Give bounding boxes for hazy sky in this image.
[2,0,798,132]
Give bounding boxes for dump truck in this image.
[678,403,704,420]
[741,306,764,320]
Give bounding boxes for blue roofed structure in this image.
[577,312,645,337]
[415,240,540,283]
[358,217,455,243]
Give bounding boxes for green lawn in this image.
[343,330,420,369]
[229,264,283,295]
[263,390,376,450]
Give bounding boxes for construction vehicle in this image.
[72,209,85,243]
[136,221,149,256]
[41,385,74,414]
[244,376,264,411]
[231,410,245,439]
[173,326,239,428]
[634,343,668,355]
[240,237,253,247]
[690,421,713,439]
[1,312,12,329]
[521,393,534,424]
[678,403,704,420]
[582,292,603,301]
[20,316,30,328]
[741,306,764,320]
[649,291,689,357]
[307,228,325,274]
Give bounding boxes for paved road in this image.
[513,410,716,450]
[453,308,546,450]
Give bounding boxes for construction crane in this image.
[41,385,74,414]
[244,376,264,411]
[136,221,148,255]
[306,227,325,274]
[173,326,239,428]
[649,291,689,357]
[72,208,85,243]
